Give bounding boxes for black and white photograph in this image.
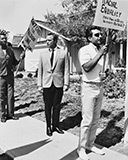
[0,0,128,160]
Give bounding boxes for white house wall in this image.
[25,44,47,72]
[13,47,24,71]
[70,45,82,74]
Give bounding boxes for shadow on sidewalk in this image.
[0,138,51,160]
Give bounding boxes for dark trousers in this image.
[0,75,14,118]
[43,84,63,128]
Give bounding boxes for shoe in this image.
[8,116,19,120]
[52,127,64,134]
[86,146,105,155]
[1,116,7,123]
[77,149,89,160]
[47,127,52,136]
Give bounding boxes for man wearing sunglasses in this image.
[77,26,108,160]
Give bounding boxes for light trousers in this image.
[78,82,103,151]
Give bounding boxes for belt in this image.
[84,81,103,86]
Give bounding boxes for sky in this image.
[0,0,64,41]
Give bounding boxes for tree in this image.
[44,0,126,47]
[44,0,97,46]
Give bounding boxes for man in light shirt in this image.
[77,26,108,160]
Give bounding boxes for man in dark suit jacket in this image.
[0,30,24,122]
[37,33,70,136]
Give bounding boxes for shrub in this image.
[103,70,126,99]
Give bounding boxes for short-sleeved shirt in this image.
[79,43,103,83]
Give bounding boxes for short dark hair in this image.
[86,26,101,42]
[47,32,58,42]
[7,42,12,47]
[0,29,9,36]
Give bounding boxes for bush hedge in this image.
[70,70,126,99]
[103,70,126,99]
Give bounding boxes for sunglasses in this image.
[93,33,102,38]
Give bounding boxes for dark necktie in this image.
[50,49,54,66]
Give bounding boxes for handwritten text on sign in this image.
[21,18,41,51]
[93,0,128,31]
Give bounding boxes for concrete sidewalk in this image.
[0,114,127,160]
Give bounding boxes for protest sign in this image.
[93,0,128,143]
[16,18,42,75]
[19,18,42,51]
[93,0,128,31]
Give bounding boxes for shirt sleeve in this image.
[79,47,91,66]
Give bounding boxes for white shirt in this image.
[79,43,103,83]
[3,49,6,56]
[48,48,56,67]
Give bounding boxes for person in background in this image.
[77,26,108,160]
[37,32,70,136]
[0,29,25,123]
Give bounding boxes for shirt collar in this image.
[89,43,97,50]
[49,48,54,52]
[48,46,60,52]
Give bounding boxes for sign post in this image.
[15,48,27,76]
[102,28,109,72]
